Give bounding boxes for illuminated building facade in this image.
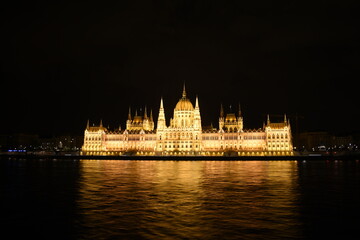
[82,86,293,156]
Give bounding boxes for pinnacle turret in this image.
[144,106,148,119]
[220,104,224,118]
[238,103,242,118]
[150,109,153,121]
[128,107,132,120]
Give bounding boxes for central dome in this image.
[174,84,194,111]
[175,98,194,111]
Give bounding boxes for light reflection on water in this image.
[3,159,360,239]
[77,161,302,239]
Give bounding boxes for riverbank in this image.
[1,152,359,161]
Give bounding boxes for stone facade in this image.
[82,86,293,156]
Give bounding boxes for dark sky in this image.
[1,0,359,136]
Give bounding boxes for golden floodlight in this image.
[81,86,293,156]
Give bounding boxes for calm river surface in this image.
[2,158,360,239]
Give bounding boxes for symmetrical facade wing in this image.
[82,87,293,156]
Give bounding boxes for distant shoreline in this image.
[1,152,359,161]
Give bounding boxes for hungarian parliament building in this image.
[81,86,293,156]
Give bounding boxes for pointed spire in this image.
[158,98,166,129]
[220,104,224,118]
[100,119,103,128]
[284,114,287,123]
[86,119,89,129]
[135,109,138,116]
[144,106,148,119]
[267,114,270,125]
[238,103,242,117]
[182,83,186,98]
[160,97,164,109]
[128,107,132,120]
[195,95,199,108]
[150,109,153,121]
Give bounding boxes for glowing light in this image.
[82,87,293,156]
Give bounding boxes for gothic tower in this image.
[157,98,166,130]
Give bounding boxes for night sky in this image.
[1,0,359,136]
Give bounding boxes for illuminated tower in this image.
[219,104,225,130]
[265,114,293,153]
[157,98,166,130]
[193,96,201,131]
[126,106,154,131]
[193,95,202,151]
[219,104,243,132]
[82,119,107,154]
[126,107,132,130]
[142,106,150,130]
[237,103,243,132]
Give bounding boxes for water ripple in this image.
[75,160,303,239]
[3,159,360,239]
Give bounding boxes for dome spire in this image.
[182,83,186,98]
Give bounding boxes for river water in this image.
[2,158,360,239]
